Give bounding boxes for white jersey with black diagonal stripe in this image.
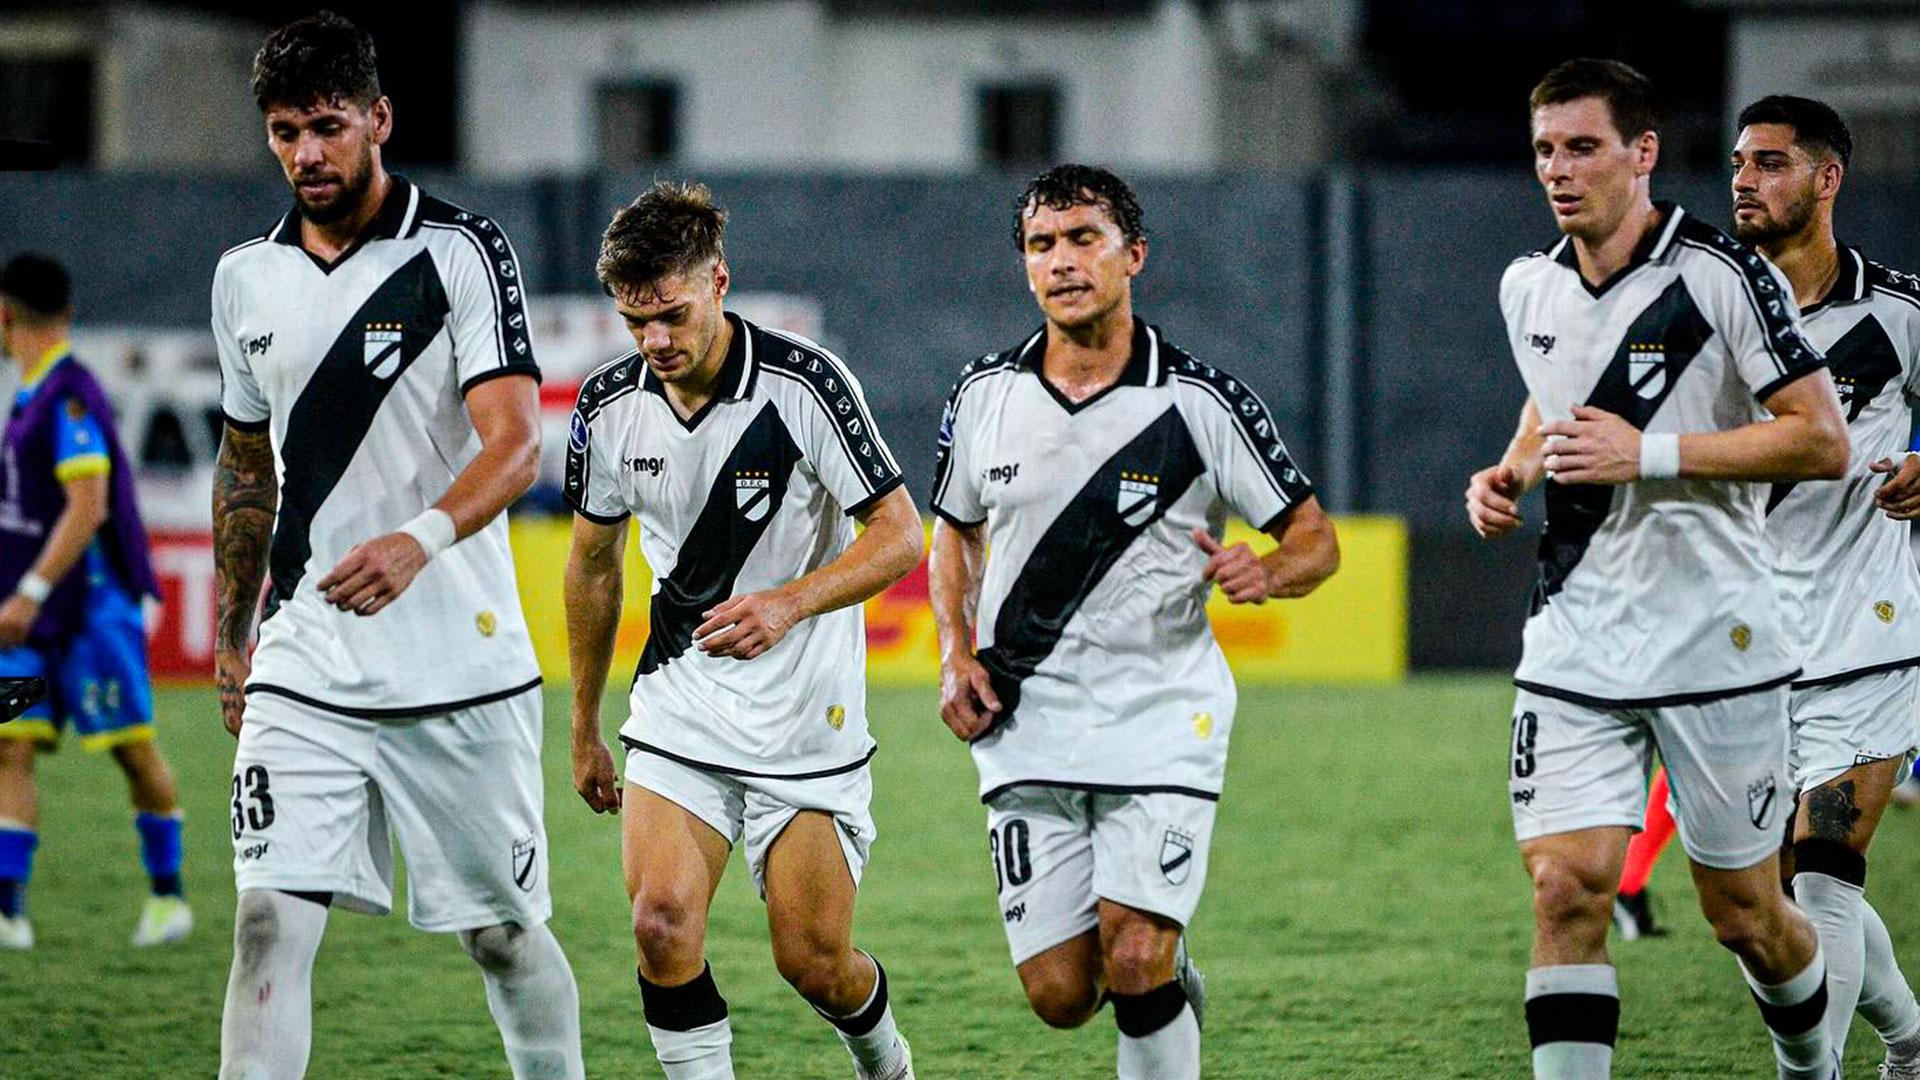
[1768,247,1920,687]
[211,175,543,718]
[1498,203,1827,708]
[931,318,1315,802]
[564,313,903,778]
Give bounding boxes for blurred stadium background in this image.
[7,1,1920,1076]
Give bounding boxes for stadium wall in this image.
[10,169,1920,670]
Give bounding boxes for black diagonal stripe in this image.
[263,250,449,618]
[637,402,803,676]
[1533,278,1713,613]
[975,407,1206,730]
[1161,848,1192,873]
[1769,314,1900,514]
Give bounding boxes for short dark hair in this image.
[597,181,728,299]
[1530,58,1662,142]
[1737,94,1852,168]
[1012,164,1146,252]
[251,11,382,112]
[0,252,71,320]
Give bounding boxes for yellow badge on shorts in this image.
[1877,600,1896,624]
[827,704,846,730]
[1193,712,1214,739]
[476,610,498,637]
[1730,623,1752,651]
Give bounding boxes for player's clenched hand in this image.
[1537,405,1640,485]
[316,532,430,616]
[1466,464,1526,538]
[940,653,1002,741]
[216,646,250,738]
[571,732,622,814]
[1872,454,1920,520]
[695,588,802,660]
[1191,529,1269,604]
[0,595,36,650]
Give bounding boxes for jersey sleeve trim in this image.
[460,362,542,396]
[1172,369,1312,509]
[757,330,902,495]
[930,505,987,529]
[221,410,270,433]
[417,196,537,380]
[1754,358,1828,403]
[1676,220,1824,383]
[931,352,1014,512]
[571,506,629,526]
[841,473,904,518]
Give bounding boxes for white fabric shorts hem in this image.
[1790,666,1920,793]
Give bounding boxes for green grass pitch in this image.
[9,675,1920,1077]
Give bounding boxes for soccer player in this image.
[929,165,1340,1080]
[211,15,582,1079]
[564,181,922,1080]
[0,253,188,950]
[1466,60,1852,1079]
[1732,94,1920,1075]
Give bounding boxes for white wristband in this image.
[15,572,51,604]
[1639,432,1681,480]
[398,508,458,560]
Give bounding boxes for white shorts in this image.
[231,687,552,933]
[623,745,874,900]
[1791,666,1920,792]
[985,786,1217,966]
[1508,685,1789,870]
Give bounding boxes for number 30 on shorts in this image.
[989,819,1032,893]
[230,764,275,840]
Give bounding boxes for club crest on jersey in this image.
[736,469,772,521]
[1118,471,1159,527]
[364,321,404,379]
[1159,829,1195,885]
[1628,343,1666,399]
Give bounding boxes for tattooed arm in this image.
[213,423,277,737]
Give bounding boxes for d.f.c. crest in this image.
[1748,774,1778,830]
[364,321,404,379]
[736,470,772,522]
[1159,829,1195,885]
[1118,471,1159,527]
[1628,342,1666,399]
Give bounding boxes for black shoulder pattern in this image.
[1168,347,1313,511]
[756,327,901,495]
[562,352,643,524]
[414,195,536,387]
[1868,260,1920,312]
[1674,214,1822,382]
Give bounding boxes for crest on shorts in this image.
[511,832,538,893]
[1747,774,1778,830]
[1118,471,1159,527]
[1729,623,1752,652]
[1628,343,1666,399]
[735,470,772,522]
[1159,829,1195,885]
[364,321,404,380]
[1876,600,1896,624]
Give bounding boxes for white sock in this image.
[1793,871,1866,1060]
[1859,897,1920,1060]
[1113,981,1200,1080]
[1741,946,1834,1080]
[459,922,585,1080]
[641,964,735,1080]
[1524,965,1617,1080]
[814,953,907,1078]
[219,889,329,1080]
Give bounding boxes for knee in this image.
[1529,858,1612,941]
[1022,971,1100,1029]
[1102,928,1173,996]
[458,922,529,975]
[770,934,847,1004]
[231,892,283,971]
[1703,891,1776,955]
[631,889,702,965]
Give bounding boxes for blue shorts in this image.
[0,585,152,751]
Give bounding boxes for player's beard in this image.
[293,145,376,226]
[1732,189,1816,246]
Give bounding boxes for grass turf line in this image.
[4,677,1918,1077]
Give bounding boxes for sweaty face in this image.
[1731,123,1822,246]
[1531,96,1655,243]
[265,99,387,225]
[611,262,729,385]
[1019,199,1145,332]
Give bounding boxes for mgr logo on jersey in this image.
[1118,471,1159,527]
[1628,342,1666,399]
[736,469,773,522]
[1159,829,1195,885]
[364,321,405,380]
